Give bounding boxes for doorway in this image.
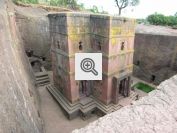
[119,78,130,97]
[119,78,126,96]
[79,80,91,98]
[112,76,131,104]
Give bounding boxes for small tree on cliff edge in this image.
[115,0,139,15]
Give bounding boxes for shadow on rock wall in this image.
[15,6,51,70]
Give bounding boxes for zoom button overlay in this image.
[75,53,102,80]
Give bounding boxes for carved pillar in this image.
[112,77,119,104]
[123,78,127,97]
[127,77,131,96]
[121,79,124,96]
[126,78,129,97]
[86,81,90,96]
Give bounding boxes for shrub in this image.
[147,13,177,26]
[133,82,155,93]
[14,0,38,4]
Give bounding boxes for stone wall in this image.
[0,1,43,132]
[15,6,51,70]
[133,25,177,85]
[73,74,177,133]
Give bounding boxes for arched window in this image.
[31,61,35,67]
[151,75,156,82]
[79,41,83,50]
[121,42,125,50]
[98,42,101,51]
[136,60,140,66]
[26,50,33,57]
[57,41,60,49]
[42,57,46,61]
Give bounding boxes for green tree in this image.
[88,5,108,14]
[78,3,85,10]
[49,0,62,6]
[147,13,177,26]
[67,0,78,9]
[49,0,79,9]
[14,0,38,4]
[89,5,99,13]
[147,13,166,25]
[115,0,139,15]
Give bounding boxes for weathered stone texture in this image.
[0,1,42,133]
[133,25,177,85]
[49,12,136,105]
[73,75,177,133]
[15,6,51,69]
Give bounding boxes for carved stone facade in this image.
[48,12,135,106]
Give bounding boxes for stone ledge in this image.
[47,85,137,119]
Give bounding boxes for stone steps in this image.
[47,85,97,119]
[47,84,135,119]
[36,76,49,81]
[47,85,80,113]
[129,91,138,100]
[35,72,48,78]
[113,105,123,111]
[80,104,96,114]
[35,74,50,86]
[35,67,50,87]
[36,78,50,84]
[37,82,50,87]
[91,97,115,114]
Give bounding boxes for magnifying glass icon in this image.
[80,58,98,76]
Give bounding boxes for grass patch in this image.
[13,0,38,4]
[134,82,155,93]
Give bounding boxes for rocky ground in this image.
[73,75,177,133]
[38,72,99,133]
[37,71,154,133]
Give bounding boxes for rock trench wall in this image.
[133,32,177,85]
[0,1,43,133]
[15,6,51,70]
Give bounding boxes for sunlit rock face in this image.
[73,75,177,133]
[133,25,177,85]
[0,1,43,132]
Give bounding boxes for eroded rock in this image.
[73,75,177,133]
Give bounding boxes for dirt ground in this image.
[38,86,99,133]
[37,72,155,133]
